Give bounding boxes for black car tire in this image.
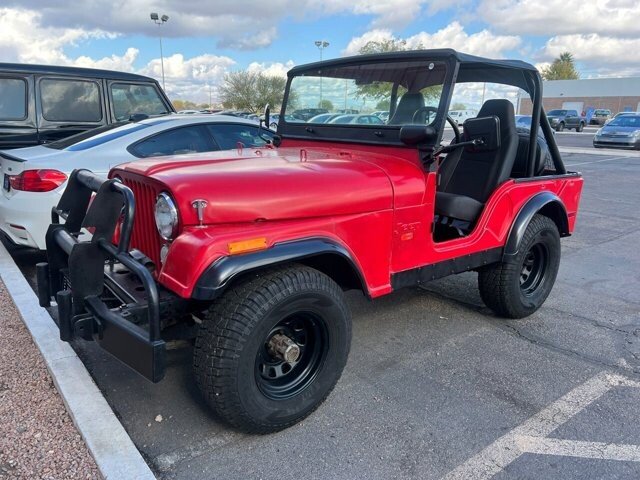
[193,264,351,433]
[478,214,561,319]
[576,122,584,132]
[555,122,565,132]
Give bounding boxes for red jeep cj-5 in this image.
[38,50,583,433]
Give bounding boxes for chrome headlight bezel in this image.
[154,192,179,240]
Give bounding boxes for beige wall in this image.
[519,96,640,115]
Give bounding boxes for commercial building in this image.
[519,77,640,116]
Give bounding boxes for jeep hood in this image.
[114,148,394,225]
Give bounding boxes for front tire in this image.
[576,122,584,132]
[556,122,565,132]
[193,265,351,433]
[478,215,561,319]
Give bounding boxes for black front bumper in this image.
[37,169,170,382]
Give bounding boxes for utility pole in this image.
[150,13,169,91]
[314,40,329,107]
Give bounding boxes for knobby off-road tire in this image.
[193,265,351,433]
[478,214,561,319]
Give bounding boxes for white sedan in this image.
[0,115,273,249]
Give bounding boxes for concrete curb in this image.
[559,146,640,158]
[0,242,156,480]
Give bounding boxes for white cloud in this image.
[247,60,295,78]
[2,0,469,49]
[479,0,640,36]
[0,8,115,65]
[0,7,238,103]
[343,22,521,58]
[542,34,640,77]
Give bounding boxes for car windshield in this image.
[606,116,640,128]
[516,116,532,126]
[283,59,448,127]
[548,110,567,116]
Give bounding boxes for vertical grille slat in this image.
[117,174,161,268]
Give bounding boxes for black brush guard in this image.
[37,169,166,382]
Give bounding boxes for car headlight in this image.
[155,192,179,240]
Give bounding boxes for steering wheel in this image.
[412,106,461,144]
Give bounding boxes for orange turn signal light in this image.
[228,237,268,255]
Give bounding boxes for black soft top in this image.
[289,49,541,95]
[0,63,159,83]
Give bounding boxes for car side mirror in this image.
[399,125,438,145]
[261,104,270,130]
[462,116,501,151]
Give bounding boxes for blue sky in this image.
[1,1,639,102]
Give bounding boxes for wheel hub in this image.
[268,333,301,363]
[255,313,328,400]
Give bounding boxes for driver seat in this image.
[435,99,519,225]
[388,92,425,124]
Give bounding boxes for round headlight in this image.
[155,192,179,240]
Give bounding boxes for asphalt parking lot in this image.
[6,150,640,479]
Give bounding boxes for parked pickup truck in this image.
[38,49,583,433]
[546,109,586,132]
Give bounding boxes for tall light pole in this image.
[314,40,329,107]
[150,13,169,91]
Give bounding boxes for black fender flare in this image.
[503,192,569,262]
[192,237,366,300]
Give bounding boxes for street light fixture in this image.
[314,40,329,107]
[150,12,169,91]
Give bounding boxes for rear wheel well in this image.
[537,201,569,236]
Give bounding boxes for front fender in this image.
[503,191,569,262]
[191,238,365,300]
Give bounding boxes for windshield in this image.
[283,60,448,127]
[606,116,640,128]
[547,110,567,116]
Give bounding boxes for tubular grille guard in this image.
[40,169,165,382]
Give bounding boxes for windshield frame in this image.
[278,55,458,148]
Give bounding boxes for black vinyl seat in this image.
[388,92,425,124]
[435,99,519,224]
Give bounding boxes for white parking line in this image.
[441,372,640,480]
[516,436,640,462]
[565,156,631,167]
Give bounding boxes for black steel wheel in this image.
[255,312,329,400]
[193,265,351,433]
[479,214,561,318]
[519,243,549,296]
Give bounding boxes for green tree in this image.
[172,99,198,111]
[318,99,334,110]
[451,102,467,110]
[219,71,287,113]
[356,38,441,107]
[541,52,580,80]
[375,99,390,111]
